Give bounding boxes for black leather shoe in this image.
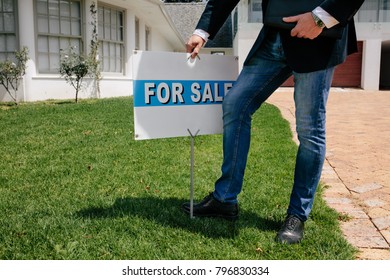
[181,193,239,220]
[276,215,304,244]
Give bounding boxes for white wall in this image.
[234,23,262,71]
[356,22,390,90]
[0,0,36,102]
[0,0,182,102]
[361,39,382,90]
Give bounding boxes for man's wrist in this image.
[311,12,325,28]
[193,29,210,42]
[312,7,339,28]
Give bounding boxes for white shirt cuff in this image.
[193,29,210,42]
[313,6,339,29]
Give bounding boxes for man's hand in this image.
[283,12,323,39]
[186,34,205,59]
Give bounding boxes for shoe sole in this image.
[275,233,303,244]
[181,206,239,221]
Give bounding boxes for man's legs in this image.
[276,68,335,244]
[217,65,335,210]
[288,68,335,221]
[213,32,292,204]
[182,31,336,244]
[287,67,334,221]
[182,32,292,219]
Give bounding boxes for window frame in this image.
[357,0,390,22]
[34,0,84,74]
[248,0,262,23]
[0,0,19,61]
[97,3,125,74]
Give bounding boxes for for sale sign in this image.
[133,51,238,140]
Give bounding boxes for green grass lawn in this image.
[0,97,356,260]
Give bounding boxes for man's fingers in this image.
[187,44,201,59]
[283,15,301,37]
[290,27,300,37]
[185,41,196,53]
[284,13,322,40]
[192,46,201,58]
[283,16,299,23]
[186,35,205,59]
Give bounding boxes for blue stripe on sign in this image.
[133,80,234,107]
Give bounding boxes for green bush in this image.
[0,47,29,104]
[59,46,89,103]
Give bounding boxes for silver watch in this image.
[312,12,325,28]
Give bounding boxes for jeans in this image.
[213,31,335,222]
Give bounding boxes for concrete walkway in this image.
[268,88,390,260]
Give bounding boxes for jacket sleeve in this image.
[320,0,365,25]
[196,0,240,40]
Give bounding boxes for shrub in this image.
[59,46,89,103]
[0,47,29,105]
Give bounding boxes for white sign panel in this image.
[133,51,238,140]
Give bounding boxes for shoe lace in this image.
[285,216,299,230]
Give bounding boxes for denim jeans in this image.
[213,31,335,222]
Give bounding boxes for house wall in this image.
[4,1,387,103]
[0,0,181,102]
[356,22,390,90]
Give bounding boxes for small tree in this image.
[59,46,89,103]
[0,47,29,105]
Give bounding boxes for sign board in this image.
[133,51,238,140]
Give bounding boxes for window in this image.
[35,0,83,73]
[248,0,262,23]
[0,0,18,61]
[98,4,124,73]
[233,7,238,38]
[357,0,390,22]
[382,0,390,21]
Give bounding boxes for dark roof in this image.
[164,3,233,48]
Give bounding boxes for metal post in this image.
[187,129,200,219]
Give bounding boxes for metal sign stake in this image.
[187,129,200,219]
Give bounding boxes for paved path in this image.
[268,88,390,260]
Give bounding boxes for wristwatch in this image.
[312,12,325,28]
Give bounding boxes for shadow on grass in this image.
[76,196,280,239]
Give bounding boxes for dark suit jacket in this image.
[196,0,365,73]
